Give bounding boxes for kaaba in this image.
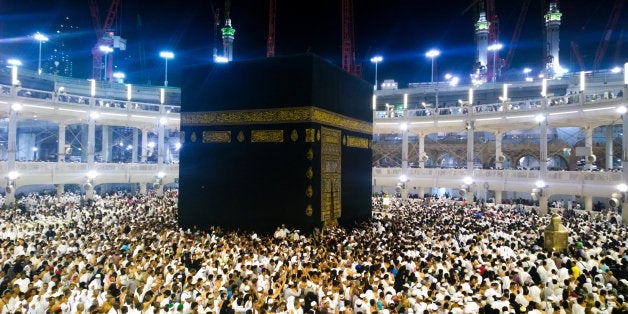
[178,54,373,235]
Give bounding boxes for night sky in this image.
[0,0,625,87]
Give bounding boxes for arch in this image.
[516,155,540,170]
[489,154,513,169]
[547,154,569,170]
[436,153,461,169]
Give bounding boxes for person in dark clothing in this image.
[45,226,56,240]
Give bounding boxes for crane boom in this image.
[503,0,530,70]
[486,0,500,81]
[88,0,102,39]
[592,0,624,71]
[570,41,585,71]
[89,0,121,81]
[341,0,360,77]
[267,0,276,57]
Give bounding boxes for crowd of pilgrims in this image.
[0,190,625,314]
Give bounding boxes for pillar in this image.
[8,106,17,165]
[418,133,426,168]
[584,125,593,169]
[538,194,550,216]
[85,114,97,200]
[56,184,64,197]
[102,125,109,162]
[87,116,96,164]
[401,126,408,199]
[466,189,474,205]
[132,128,139,163]
[57,123,66,162]
[605,126,613,170]
[141,129,149,163]
[539,99,549,214]
[495,130,503,169]
[158,122,165,165]
[5,105,18,205]
[583,195,593,211]
[417,187,425,199]
[85,185,94,200]
[140,182,147,195]
[540,119,548,175]
[495,190,502,204]
[466,121,475,170]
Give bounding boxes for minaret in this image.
[544,2,562,76]
[221,18,236,61]
[475,11,489,74]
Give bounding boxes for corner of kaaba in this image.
[178,53,373,235]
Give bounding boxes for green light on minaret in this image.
[221,27,235,36]
[476,21,489,31]
[545,12,562,22]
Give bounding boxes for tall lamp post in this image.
[370,56,383,91]
[488,43,503,83]
[34,33,48,75]
[99,45,113,81]
[8,59,22,86]
[159,51,174,87]
[425,49,440,84]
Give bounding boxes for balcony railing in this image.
[375,91,624,120]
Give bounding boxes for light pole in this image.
[523,67,532,81]
[370,56,382,91]
[34,33,48,75]
[425,49,440,84]
[160,51,174,87]
[99,45,113,81]
[8,59,22,86]
[488,43,503,83]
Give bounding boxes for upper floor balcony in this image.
[0,161,179,191]
[373,167,623,198]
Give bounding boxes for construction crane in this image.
[592,0,624,71]
[503,0,531,70]
[89,0,125,81]
[266,0,276,57]
[136,14,147,83]
[210,0,220,61]
[485,0,500,82]
[570,41,585,71]
[341,0,361,77]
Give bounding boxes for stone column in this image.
[57,123,66,162]
[584,125,594,169]
[401,126,408,199]
[132,128,139,163]
[87,116,96,164]
[605,125,613,170]
[5,105,19,205]
[466,121,475,170]
[102,125,109,162]
[158,123,165,165]
[584,195,593,211]
[417,187,425,199]
[141,129,149,163]
[8,106,18,165]
[140,182,147,195]
[56,184,64,197]
[418,133,426,168]
[539,99,549,214]
[495,190,502,204]
[495,130,503,169]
